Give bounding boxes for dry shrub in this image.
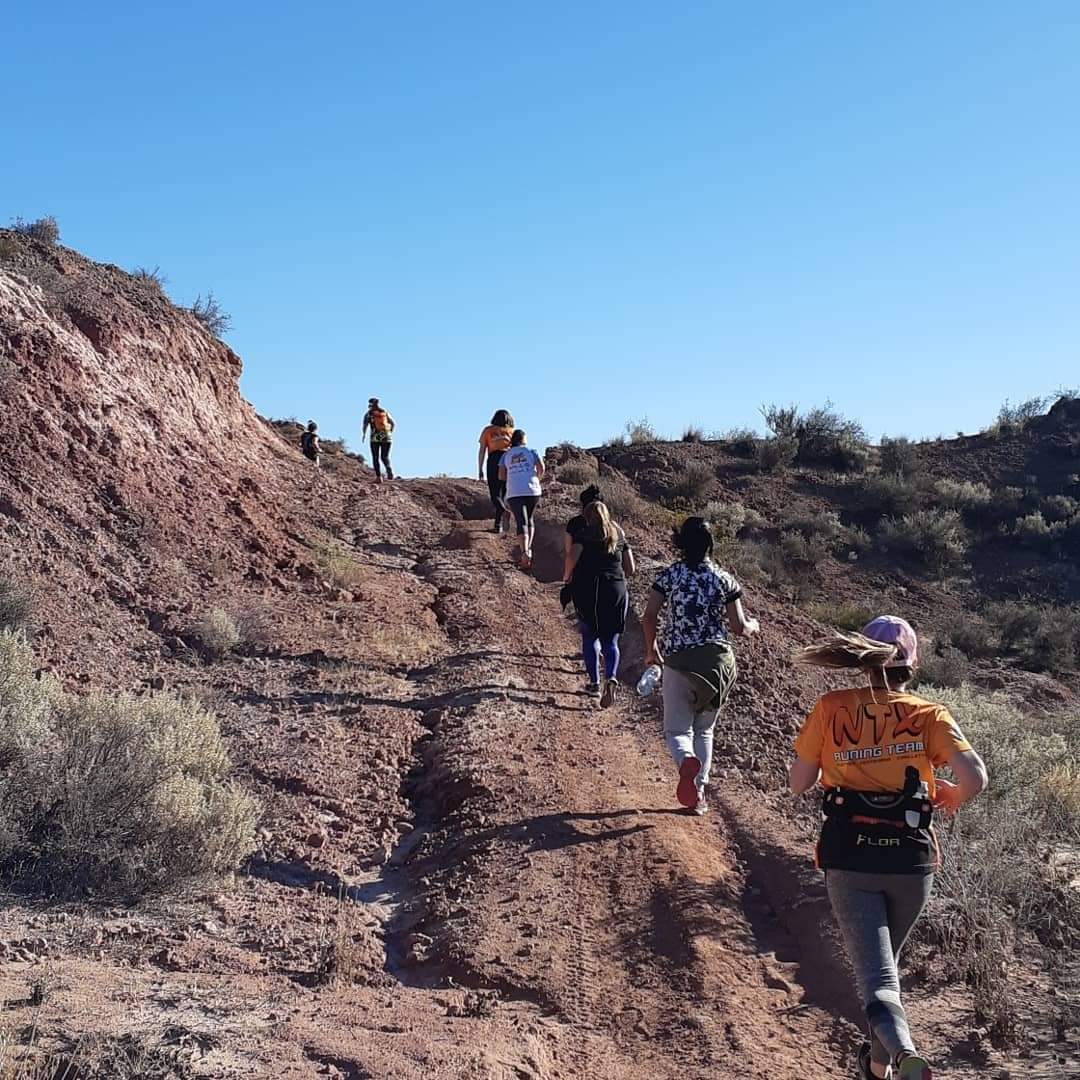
[808,602,875,632]
[919,686,1080,1036]
[937,614,995,659]
[716,426,758,457]
[877,509,967,572]
[681,425,705,443]
[189,292,231,336]
[0,579,35,633]
[666,462,714,505]
[131,265,167,291]
[194,607,240,659]
[10,216,60,246]
[933,478,994,513]
[761,531,830,602]
[914,645,969,688]
[316,541,364,590]
[0,632,256,899]
[557,460,599,487]
[701,500,746,540]
[780,507,844,544]
[624,417,657,444]
[762,401,869,472]
[601,479,665,527]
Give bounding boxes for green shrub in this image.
[195,607,241,658]
[937,614,995,659]
[10,215,60,246]
[0,631,256,899]
[842,524,873,554]
[316,540,364,590]
[1012,511,1064,547]
[601,479,665,526]
[761,531,831,602]
[859,473,923,519]
[914,645,969,688]
[918,685,1080,1033]
[795,402,870,472]
[932,478,993,512]
[878,436,921,477]
[0,579,35,633]
[754,435,798,473]
[1042,494,1079,522]
[760,403,799,441]
[780,507,844,544]
[877,509,967,572]
[995,396,1047,431]
[986,601,1080,673]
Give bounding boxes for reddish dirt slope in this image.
[0,237,1074,1077]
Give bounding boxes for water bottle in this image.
[636,664,662,697]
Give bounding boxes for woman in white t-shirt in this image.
[498,429,545,571]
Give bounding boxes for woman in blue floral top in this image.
[642,517,759,815]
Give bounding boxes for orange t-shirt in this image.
[479,425,514,453]
[794,687,971,797]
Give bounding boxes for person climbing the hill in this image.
[561,482,602,615]
[789,616,988,1080]
[362,397,396,482]
[498,430,544,571]
[477,409,515,533]
[300,421,321,467]
[564,499,635,705]
[642,517,759,816]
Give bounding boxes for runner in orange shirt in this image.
[477,410,515,533]
[789,616,988,1080]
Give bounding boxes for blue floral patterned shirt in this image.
[652,559,742,654]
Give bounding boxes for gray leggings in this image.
[826,869,933,1069]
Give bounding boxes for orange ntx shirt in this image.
[794,687,971,797]
[479,425,514,453]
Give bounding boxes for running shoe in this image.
[857,1042,888,1079]
[691,798,709,817]
[586,682,602,698]
[520,554,532,572]
[600,680,618,708]
[897,1056,931,1080]
[676,757,701,808]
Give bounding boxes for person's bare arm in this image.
[934,749,989,815]
[535,457,546,479]
[498,464,507,482]
[387,411,396,432]
[478,444,486,480]
[361,413,370,440]
[565,543,583,583]
[643,590,664,666]
[726,598,760,637]
[788,758,822,795]
[622,545,636,578]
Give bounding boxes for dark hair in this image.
[369,397,379,406]
[579,483,602,507]
[673,516,713,568]
[307,420,317,431]
[510,429,526,446]
[491,409,514,427]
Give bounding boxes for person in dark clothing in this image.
[564,499,635,706]
[477,409,515,532]
[362,397,396,482]
[300,421,321,466]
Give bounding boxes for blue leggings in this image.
[581,625,621,684]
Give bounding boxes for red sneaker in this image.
[676,757,701,808]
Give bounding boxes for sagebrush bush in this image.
[919,685,1079,1032]
[761,531,830,602]
[763,401,868,472]
[1012,511,1062,547]
[316,540,364,590]
[701,500,746,539]
[878,436,921,477]
[602,479,665,526]
[937,614,995,659]
[995,396,1047,431]
[666,461,714,505]
[10,215,60,246]
[914,645,969,688]
[557,460,599,488]
[986,600,1080,674]
[1041,494,1079,522]
[132,265,167,290]
[681,425,705,443]
[190,292,231,336]
[780,507,843,544]
[932,478,994,512]
[0,632,256,899]
[877,509,967,572]
[754,435,797,473]
[858,473,924,519]
[195,607,241,658]
[0,579,35,633]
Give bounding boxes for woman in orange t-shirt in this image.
[788,616,987,1080]
[477,409,515,533]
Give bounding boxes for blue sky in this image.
[5,2,1079,477]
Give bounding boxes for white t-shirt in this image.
[502,446,542,498]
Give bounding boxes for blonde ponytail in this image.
[795,632,899,671]
[584,500,619,554]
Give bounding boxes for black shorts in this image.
[507,495,540,533]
